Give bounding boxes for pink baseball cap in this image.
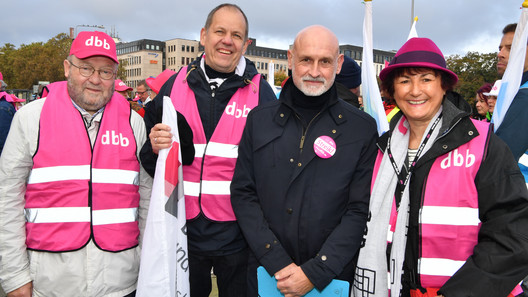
[70,31,119,64]
[146,69,176,94]
[115,79,133,92]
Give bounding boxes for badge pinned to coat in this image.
[314,136,336,159]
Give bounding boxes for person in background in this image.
[484,79,501,119]
[140,4,276,297]
[0,31,152,297]
[354,37,528,297]
[473,82,492,121]
[335,55,361,108]
[495,23,528,161]
[115,79,133,99]
[135,80,152,107]
[231,25,377,297]
[0,79,15,155]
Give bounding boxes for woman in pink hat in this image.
[354,38,528,297]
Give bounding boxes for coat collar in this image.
[274,79,347,127]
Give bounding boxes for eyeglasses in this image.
[136,91,148,95]
[68,60,116,80]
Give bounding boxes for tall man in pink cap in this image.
[0,31,152,297]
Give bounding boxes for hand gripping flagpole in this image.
[362,0,389,136]
[491,1,528,131]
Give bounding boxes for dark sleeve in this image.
[0,101,16,155]
[258,77,278,104]
[302,126,377,290]
[495,89,528,161]
[230,111,294,275]
[140,75,195,178]
[439,133,528,297]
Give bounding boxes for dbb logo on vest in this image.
[440,148,475,169]
[225,102,251,118]
[85,36,111,50]
[101,130,129,147]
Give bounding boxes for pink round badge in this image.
[313,136,336,159]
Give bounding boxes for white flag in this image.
[407,16,419,40]
[492,5,528,131]
[137,96,190,297]
[362,0,389,136]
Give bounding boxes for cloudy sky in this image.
[2,0,522,56]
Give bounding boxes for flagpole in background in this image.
[362,0,389,136]
[491,0,528,131]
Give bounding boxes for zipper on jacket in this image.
[296,111,322,154]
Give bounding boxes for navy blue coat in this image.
[231,80,378,290]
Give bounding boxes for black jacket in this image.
[140,55,277,255]
[230,79,378,290]
[380,92,528,297]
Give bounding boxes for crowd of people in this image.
[1,3,528,297]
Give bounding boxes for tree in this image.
[0,33,72,90]
[446,51,499,105]
[274,70,288,87]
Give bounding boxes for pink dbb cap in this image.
[146,69,177,94]
[70,31,118,64]
[115,79,133,92]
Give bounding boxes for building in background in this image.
[116,39,164,89]
[115,37,395,91]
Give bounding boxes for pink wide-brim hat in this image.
[146,69,177,94]
[379,37,458,84]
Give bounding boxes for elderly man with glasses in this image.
[0,31,152,297]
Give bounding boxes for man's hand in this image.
[275,263,314,297]
[149,123,173,154]
[7,282,32,297]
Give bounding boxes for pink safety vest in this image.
[382,118,489,289]
[25,81,140,252]
[170,67,260,221]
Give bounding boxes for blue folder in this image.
[257,266,350,297]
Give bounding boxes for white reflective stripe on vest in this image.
[92,168,139,185]
[194,142,239,159]
[92,208,138,225]
[194,144,206,158]
[202,180,231,195]
[419,258,465,277]
[25,207,138,225]
[205,142,239,158]
[25,207,91,223]
[27,165,90,184]
[183,180,231,196]
[183,181,200,197]
[421,206,480,226]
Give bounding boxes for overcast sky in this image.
[2,0,523,57]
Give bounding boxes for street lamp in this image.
[74,25,105,38]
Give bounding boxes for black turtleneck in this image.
[291,83,333,126]
[204,63,235,79]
